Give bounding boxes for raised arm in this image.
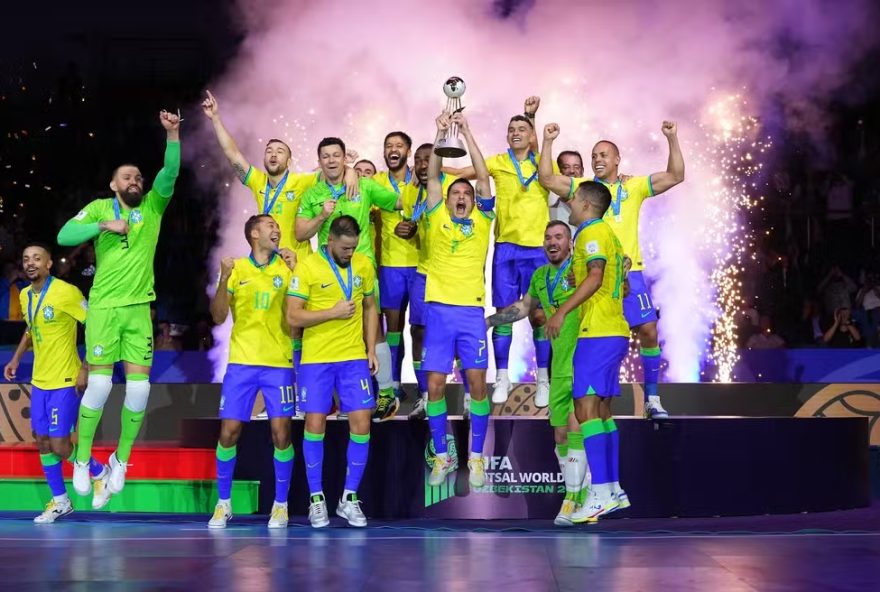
[648,121,685,195]
[153,110,181,198]
[201,91,251,182]
[538,123,575,198]
[524,95,540,154]
[210,258,235,325]
[454,113,491,199]
[426,113,449,210]
[442,164,476,180]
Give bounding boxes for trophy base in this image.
[434,138,467,159]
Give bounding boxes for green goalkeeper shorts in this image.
[549,375,574,428]
[85,303,153,366]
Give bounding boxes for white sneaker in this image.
[107,452,129,494]
[613,487,631,510]
[644,395,669,419]
[208,501,232,529]
[72,461,91,496]
[336,494,367,527]
[308,494,330,528]
[267,502,289,529]
[462,393,471,418]
[91,467,112,510]
[467,456,485,488]
[34,498,73,524]
[554,496,577,527]
[428,455,456,486]
[572,487,618,524]
[408,396,427,420]
[253,410,269,420]
[492,376,511,404]
[535,379,550,408]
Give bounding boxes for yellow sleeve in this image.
[582,227,609,263]
[627,176,655,200]
[291,171,320,196]
[18,289,29,328]
[288,259,311,300]
[226,265,238,295]
[60,284,88,323]
[485,154,503,177]
[243,167,268,195]
[362,260,377,296]
[569,176,589,198]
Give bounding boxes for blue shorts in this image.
[379,266,416,310]
[30,386,78,437]
[219,364,295,422]
[298,360,374,414]
[408,272,428,325]
[624,270,658,328]
[572,337,629,399]
[422,303,488,373]
[492,242,548,307]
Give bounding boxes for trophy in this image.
[434,76,467,158]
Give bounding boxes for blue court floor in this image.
[1,508,879,591]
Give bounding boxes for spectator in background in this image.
[791,297,824,347]
[746,315,786,349]
[0,262,27,321]
[822,307,863,348]
[155,320,181,352]
[68,243,96,296]
[854,272,880,348]
[818,264,857,316]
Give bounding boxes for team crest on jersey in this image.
[349,194,362,203]
[353,275,362,288]
[561,279,570,291]
[130,209,143,224]
[285,191,295,201]
[42,306,54,321]
[586,240,599,255]
[460,224,473,237]
[93,345,104,358]
[74,210,88,220]
[273,275,283,289]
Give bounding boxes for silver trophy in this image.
[434,76,467,158]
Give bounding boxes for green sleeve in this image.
[364,178,399,211]
[57,220,101,246]
[297,188,320,220]
[152,141,181,199]
[527,269,541,301]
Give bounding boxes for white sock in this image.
[435,452,448,461]
[375,342,394,390]
[568,449,587,493]
[468,451,482,460]
[273,501,288,508]
[218,498,231,506]
[537,367,549,382]
[495,369,509,385]
[53,493,69,504]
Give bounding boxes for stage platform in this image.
[180,416,871,519]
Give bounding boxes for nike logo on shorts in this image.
[362,398,372,404]
[475,358,486,364]
[307,462,320,469]
[282,405,294,413]
[641,311,653,318]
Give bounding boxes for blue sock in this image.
[40,453,66,497]
[492,325,513,370]
[273,445,294,504]
[215,444,237,500]
[605,419,620,484]
[387,332,402,387]
[534,327,551,369]
[303,431,325,495]
[469,398,490,454]
[345,433,370,492]
[641,347,661,401]
[426,399,448,454]
[581,419,609,485]
[414,360,428,394]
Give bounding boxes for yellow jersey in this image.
[401,173,458,275]
[373,170,419,268]
[225,253,293,368]
[572,218,629,338]
[288,250,376,364]
[424,202,494,307]
[19,277,87,390]
[485,151,557,247]
[570,175,654,271]
[243,167,319,258]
